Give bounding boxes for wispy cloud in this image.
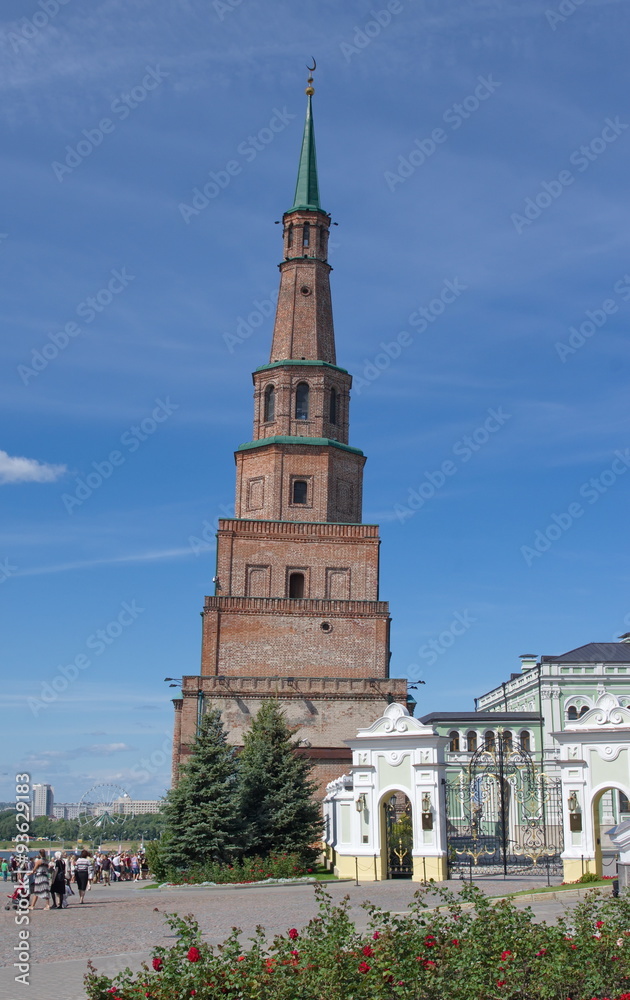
[15,545,197,577]
[0,449,66,484]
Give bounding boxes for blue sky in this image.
[1,0,629,804]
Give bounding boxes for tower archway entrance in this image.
[381,791,413,879]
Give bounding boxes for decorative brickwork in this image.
[172,85,408,797]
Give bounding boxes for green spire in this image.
[290,94,322,213]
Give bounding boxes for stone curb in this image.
[151,877,353,891]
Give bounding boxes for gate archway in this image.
[444,733,563,877]
[381,791,413,879]
[591,785,630,877]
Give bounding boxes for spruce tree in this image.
[237,700,322,863]
[161,709,240,870]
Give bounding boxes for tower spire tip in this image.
[305,57,316,96]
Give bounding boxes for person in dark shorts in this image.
[50,852,66,909]
[74,850,91,904]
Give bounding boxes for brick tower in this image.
[172,74,409,795]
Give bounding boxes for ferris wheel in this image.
[77,782,133,832]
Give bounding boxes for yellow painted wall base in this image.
[562,858,597,882]
[413,855,447,882]
[333,854,381,881]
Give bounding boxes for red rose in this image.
[497,980,506,988]
[152,958,163,972]
[372,931,381,940]
[236,956,245,962]
[596,921,604,928]
[362,945,374,957]
[423,960,436,969]
[451,939,460,947]
[290,950,299,958]
[357,961,371,973]
[536,949,547,957]
[501,950,512,960]
[187,947,201,963]
[288,928,299,940]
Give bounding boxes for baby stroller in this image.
[5,883,28,910]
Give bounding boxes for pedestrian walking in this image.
[29,850,51,910]
[74,850,91,904]
[1,858,8,882]
[50,852,66,909]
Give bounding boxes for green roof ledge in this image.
[237,436,364,456]
[289,67,323,214]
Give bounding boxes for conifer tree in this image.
[161,709,240,870]
[237,700,322,862]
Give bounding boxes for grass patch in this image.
[498,880,611,898]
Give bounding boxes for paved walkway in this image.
[0,876,610,1000]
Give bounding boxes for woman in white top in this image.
[74,850,91,904]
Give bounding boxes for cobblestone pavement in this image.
[0,876,609,1000]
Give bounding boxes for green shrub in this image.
[161,852,309,885]
[85,882,630,1000]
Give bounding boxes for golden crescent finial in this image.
[305,57,316,95]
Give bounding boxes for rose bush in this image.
[85,883,630,1000]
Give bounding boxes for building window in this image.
[329,387,337,425]
[292,480,308,504]
[295,382,309,420]
[484,731,495,750]
[567,705,578,721]
[287,224,293,248]
[502,730,513,750]
[319,225,325,250]
[520,730,531,752]
[449,731,460,752]
[579,705,588,717]
[620,791,630,816]
[302,223,310,247]
[288,572,305,599]
[467,731,477,752]
[263,384,275,423]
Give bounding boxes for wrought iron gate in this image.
[384,792,413,878]
[444,736,564,877]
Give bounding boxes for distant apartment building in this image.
[113,798,162,815]
[32,783,54,818]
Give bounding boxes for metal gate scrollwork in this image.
[444,732,564,877]
[384,793,413,879]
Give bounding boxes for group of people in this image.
[4,848,151,910]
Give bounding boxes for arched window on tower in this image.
[467,731,477,752]
[329,387,337,425]
[484,730,495,751]
[502,730,513,751]
[579,705,589,717]
[287,224,293,249]
[318,225,325,250]
[292,480,307,504]
[567,705,578,721]
[295,382,309,420]
[288,572,305,599]
[520,730,531,752]
[263,384,275,423]
[449,731,460,752]
[302,223,310,248]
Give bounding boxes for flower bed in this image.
[85,883,630,1000]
